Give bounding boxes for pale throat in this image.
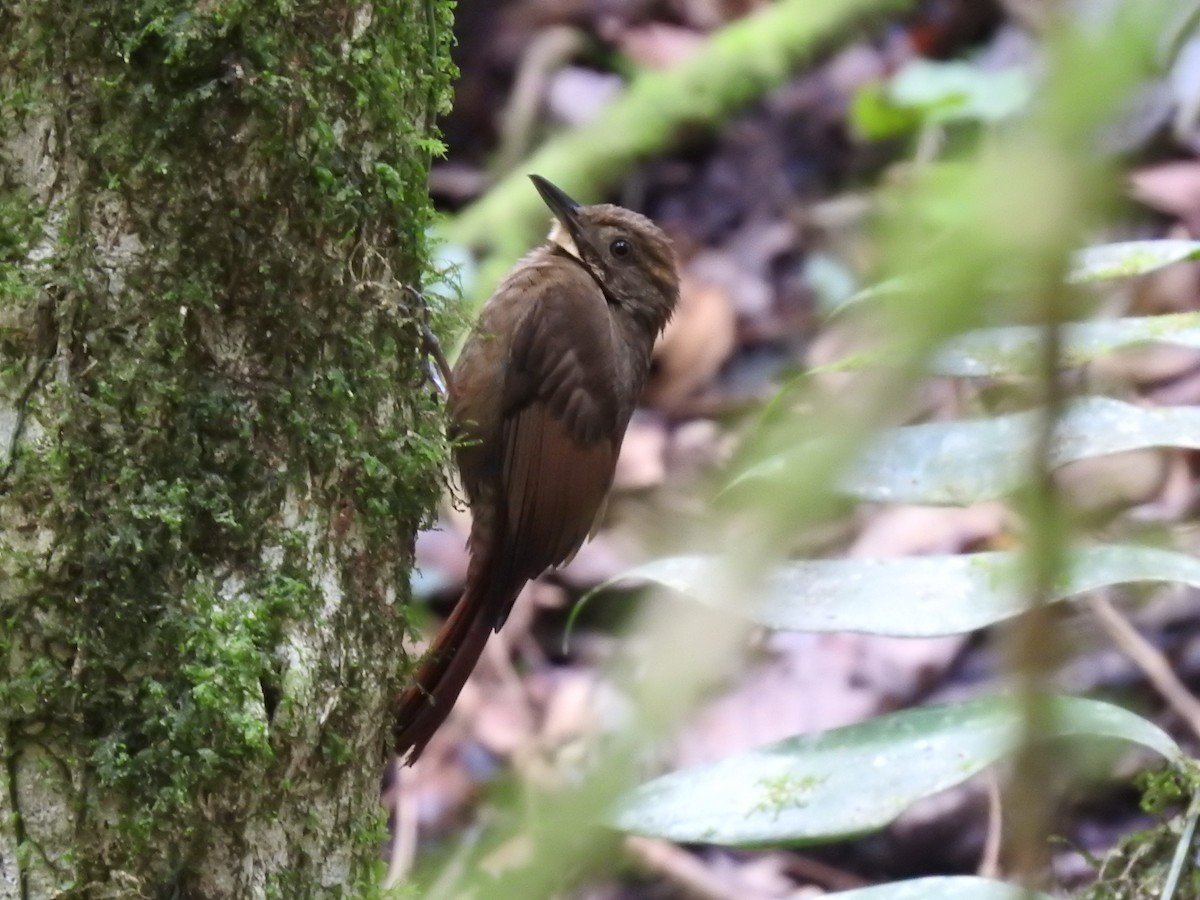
[548,220,582,260]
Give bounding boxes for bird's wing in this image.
[498,272,622,581]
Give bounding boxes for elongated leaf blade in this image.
[1069,240,1200,282]
[614,696,1180,845]
[617,545,1200,637]
[932,312,1200,377]
[833,240,1200,320]
[734,397,1200,504]
[848,397,1200,504]
[828,876,1054,899]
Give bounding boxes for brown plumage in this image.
[394,176,680,763]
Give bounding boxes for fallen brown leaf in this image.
[646,275,738,412]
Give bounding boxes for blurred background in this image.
[390,1,1200,896]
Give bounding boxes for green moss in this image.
[1,0,456,893]
[1079,763,1200,900]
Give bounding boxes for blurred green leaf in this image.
[1070,240,1200,282]
[805,252,862,316]
[826,276,916,318]
[822,312,1200,377]
[737,397,1200,505]
[831,239,1200,320]
[849,81,923,140]
[850,397,1200,504]
[932,312,1200,377]
[829,876,1054,900]
[888,59,1032,123]
[849,59,1030,140]
[615,696,1180,845]
[610,544,1200,637]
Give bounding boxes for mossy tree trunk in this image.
[0,2,452,896]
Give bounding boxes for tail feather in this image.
[394,567,522,763]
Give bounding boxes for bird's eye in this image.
[609,238,631,258]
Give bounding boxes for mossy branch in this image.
[440,0,913,304]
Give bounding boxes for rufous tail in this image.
[393,560,521,764]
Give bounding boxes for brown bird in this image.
[394,175,680,763]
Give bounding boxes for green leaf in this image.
[828,876,1054,899]
[735,397,1200,504]
[849,82,923,140]
[931,312,1200,377]
[849,60,1030,139]
[846,397,1200,504]
[614,696,1180,845]
[887,59,1032,124]
[832,240,1200,318]
[1070,240,1200,282]
[611,544,1200,637]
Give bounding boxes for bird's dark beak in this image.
[529,174,586,244]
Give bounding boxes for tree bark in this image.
[0,2,452,896]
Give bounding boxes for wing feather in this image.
[455,259,628,630]
[495,267,623,585]
[502,405,614,579]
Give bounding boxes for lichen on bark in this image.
[0,1,455,896]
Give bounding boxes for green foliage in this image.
[1079,765,1200,900]
[607,234,1200,890]
[402,2,1200,897]
[608,545,1200,637]
[851,58,1032,139]
[1137,765,1200,816]
[590,3,1197,899]
[440,0,916,308]
[734,396,1200,505]
[0,186,44,315]
[933,311,1200,377]
[831,877,1055,899]
[1070,240,1200,282]
[615,696,1179,846]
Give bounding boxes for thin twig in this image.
[780,852,870,891]
[978,771,1004,879]
[1086,592,1200,743]
[423,823,486,900]
[623,836,743,900]
[384,761,419,888]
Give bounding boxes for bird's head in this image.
[530,174,679,336]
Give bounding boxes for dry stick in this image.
[1086,592,1200,743]
[623,836,744,900]
[978,771,1004,880]
[423,824,487,900]
[494,27,586,176]
[385,762,420,887]
[779,852,870,892]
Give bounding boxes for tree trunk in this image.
[0,2,452,896]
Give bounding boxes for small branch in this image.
[780,852,870,892]
[623,836,742,900]
[384,760,419,888]
[978,771,1003,880]
[441,0,915,302]
[1086,593,1200,744]
[494,27,587,176]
